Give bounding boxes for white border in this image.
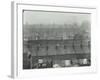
[11,2,97,78]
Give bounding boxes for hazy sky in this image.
[23,10,90,25]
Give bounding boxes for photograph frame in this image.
[11,1,97,78]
